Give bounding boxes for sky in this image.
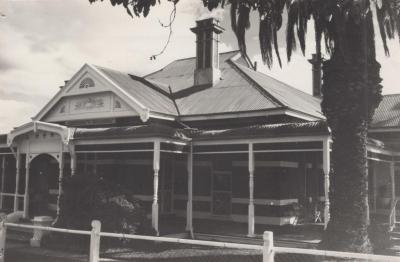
[0,0,399,133]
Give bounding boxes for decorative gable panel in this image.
[43,92,138,122]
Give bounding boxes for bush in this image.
[42,173,155,250]
[369,215,392,254]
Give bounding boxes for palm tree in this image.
[89,0,400,252]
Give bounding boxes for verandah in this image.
[0,121,397,237]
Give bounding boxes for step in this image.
[391,231,400,237]
[6,230,32,243]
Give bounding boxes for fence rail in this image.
[4,222,91,236]
[274,246,400,261]
[1,216,400,262]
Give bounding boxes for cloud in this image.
[0,55,16,71]
[0,99,39,133]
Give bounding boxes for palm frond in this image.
[375,0,400,56]
[236,2,251,54]
[258,0,285,68]
[286,0,299,61]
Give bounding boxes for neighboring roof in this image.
[94,65,178,116]
[371,94,400,129]
[189,121,329,141]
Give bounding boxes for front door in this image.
[161,160,173,214]
[212,171,232,215]
[29,154,59,217]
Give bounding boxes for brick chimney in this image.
[308,53,322,97]
[191,18,224,86]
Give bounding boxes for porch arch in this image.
[6,121,70,218]
[27,153,60,218]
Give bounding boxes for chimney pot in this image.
[308,53,322,97]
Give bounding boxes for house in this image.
[0,18,398,237]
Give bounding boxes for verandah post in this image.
[390,161,396,205]
[323,138,331,229]
[248,143,255,237]
[186,144,193,235]
[0,156,5,210]
[13,149,20,212]
[57,148,64,218]
[152,141,160,236]
[89,220,101,262]
[263,231,274,262]
[70,144,77,176]
[23,155,30,219]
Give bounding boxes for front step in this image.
[6,229,32,243]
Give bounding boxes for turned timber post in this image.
[13,149,20,212]
[323,138,331,229]
[152,141,160,235]
[248,143,255,237]
[23,155,30,219]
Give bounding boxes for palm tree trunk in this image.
[319,3,383,252]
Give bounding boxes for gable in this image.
[35,64,151,124]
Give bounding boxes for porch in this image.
[0,120,398,238]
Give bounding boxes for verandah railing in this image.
[1,218,400,262]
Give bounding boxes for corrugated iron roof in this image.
[233,62,324,119]
[145,51,324,119]
[175,62,279,115]
[371,94,400,129]
[145,51,240,94]
[94,66,178,116]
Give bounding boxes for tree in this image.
[88,0,400,252]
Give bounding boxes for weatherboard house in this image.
[0,18,399,236]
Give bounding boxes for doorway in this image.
[212,171,232,216]
[161,160,174,214]
[29,154,59,217]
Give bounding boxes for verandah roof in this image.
[72,121,329,142]
[73,124,190,141]
[188,121,329,141]
[71,122,393,153]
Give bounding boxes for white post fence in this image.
[0,221,7,262]
[1,218,400,262]
[89,220,101,262]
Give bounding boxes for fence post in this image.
[263,231,274,262]
[89,220,101,262]
[0,220,6,262]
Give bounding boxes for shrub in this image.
[42,173,155,250]
[369,214,392,254]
